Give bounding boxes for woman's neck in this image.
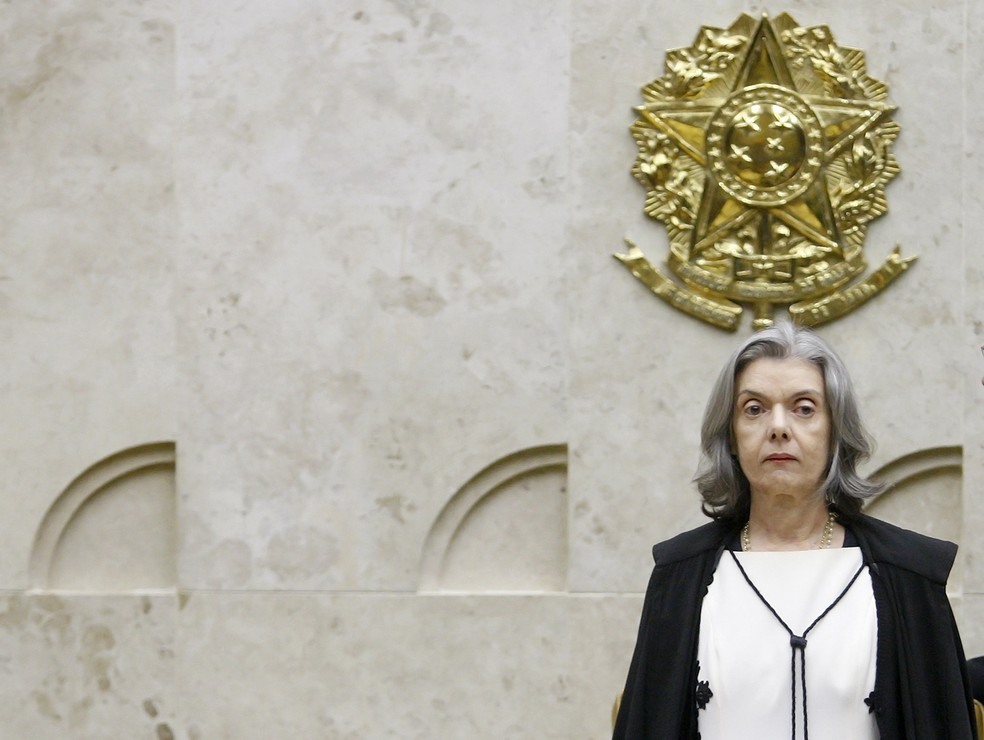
[745,494,844,551]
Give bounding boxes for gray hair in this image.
[695,322,882,521]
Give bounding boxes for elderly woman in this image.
[613,323,977,739]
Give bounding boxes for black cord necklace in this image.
[727,549,866,740]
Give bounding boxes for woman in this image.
[613,323,977,739]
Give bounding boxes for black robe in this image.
[613,514,978,739]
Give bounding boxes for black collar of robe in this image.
[612,514,978,739]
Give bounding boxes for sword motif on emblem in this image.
[615,13,915,330]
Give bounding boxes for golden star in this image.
[634,14,895,263]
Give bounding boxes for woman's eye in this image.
[795,403,815,416]
[743,403,763,417]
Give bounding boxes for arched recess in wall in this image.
[419,444,568,593]
[29,442,177,592]
[865,445,963,567]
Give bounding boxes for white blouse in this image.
[696,546,879,740]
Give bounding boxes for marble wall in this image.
[0,0,980,737]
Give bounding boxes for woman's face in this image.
[732,357,831,502]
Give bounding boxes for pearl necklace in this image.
[741,510,837,552]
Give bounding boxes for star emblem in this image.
[616,13,914,330]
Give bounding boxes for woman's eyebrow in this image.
[736,388,824,399]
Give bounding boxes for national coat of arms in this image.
[615,13,914,330]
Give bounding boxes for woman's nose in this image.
[769,406,791,440]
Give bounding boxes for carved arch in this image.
[419,444,568,592]
[30,442,177,591]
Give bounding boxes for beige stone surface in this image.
[175,592,642,739]
[964,594,984,659]
[0,593,177,739]
[0,0,978,735]
[0,0,176,588]
[175,0,570,592]
[963,0,984,602]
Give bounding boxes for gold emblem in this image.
[615,13,915,330]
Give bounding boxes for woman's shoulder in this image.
[850,513,958,584]
[651,519,736,566]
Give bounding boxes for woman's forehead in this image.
[735,357,824,393]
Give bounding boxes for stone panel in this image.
[567,0,967,592]
[0,0,176,588]
[0,593,176,739]
[175,592,642,739]
[175,0,570,592]
[963,0,984,601]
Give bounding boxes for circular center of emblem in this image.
[706,84,823,206]
[725,103,806,186]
